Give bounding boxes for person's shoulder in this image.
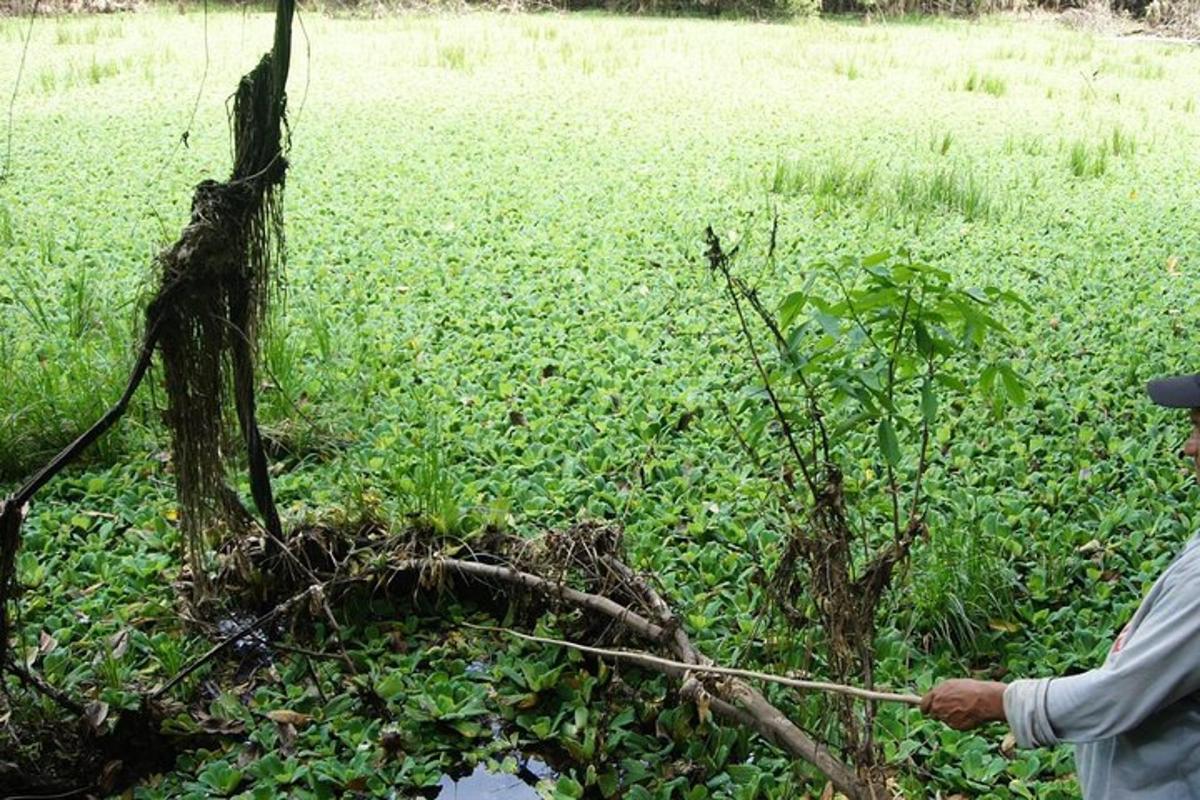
[1165,535,1200,582]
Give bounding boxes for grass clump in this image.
[931,130,954,156]
[437,43,469,71]
[768,157,996,221]
[1066,126,1136,178]
[1109,124,1137,157]
[1068,139,1108,177]
[961,68,1007,96]
[833,57,862,79]
[766,156,878,210]
[893,163,995,220]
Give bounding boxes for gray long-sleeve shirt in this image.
[1004,533,1200,799]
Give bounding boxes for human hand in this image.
[920,679,1007,730]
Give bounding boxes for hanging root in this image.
[153,2,294,583]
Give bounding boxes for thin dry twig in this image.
[464,623,922,705]
[5,662,86,717]
[152,582,323,700]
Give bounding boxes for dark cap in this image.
[1147,374,1200,408]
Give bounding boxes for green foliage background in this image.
[2,9,1200,798]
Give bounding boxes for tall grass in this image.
[1066,126,1136,178]
[1068,139,1108,177]
[893,164,995,220]
[767,156,997,221]
[833,57,862,79]
[767,156,878,205]
[437,43,469,71]
[960,68,1007,96]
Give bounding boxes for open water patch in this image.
[434,754,557,799]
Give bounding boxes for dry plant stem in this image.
[704,228,818,497]
[601,556,699,662]
[5,662,85,717]
[152,582,322,700]
[738,283,831,463]
[468,624,921,706]
[396,557,669,642]
[600,557,867,799]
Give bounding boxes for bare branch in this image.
[705,227,818,496]
[467,623,922,705]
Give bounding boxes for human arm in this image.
[1003,557,1200,748]
[921,679,1007,730]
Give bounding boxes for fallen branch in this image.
[463,623,922,706]
[378,552,866,799]
[5,662,86,718]
[390,556,669,644]
[597,555,868,799]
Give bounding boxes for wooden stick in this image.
[387,554,865,799]
[463,623,921,706]
[602,560,870,799]
[392,557,669,643]
[4,662,86,717]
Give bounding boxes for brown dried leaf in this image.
[98,759,123,792]
[38,630,57,654]
[694,689,712,726]
[196,713,246,736]
[266,709,313,727]
[109,629,130,659]
[84,700,110,731]
[277,722,297,752]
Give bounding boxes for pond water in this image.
[434,755,556,799]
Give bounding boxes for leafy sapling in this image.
[705,224,1026,782]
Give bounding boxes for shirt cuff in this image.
[1003,678,1060,748]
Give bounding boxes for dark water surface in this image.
[434,756,556,799]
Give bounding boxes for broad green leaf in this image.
[980,364,999,396]
[1000,364,1027,405]
[861,250,891,267]
[877,418,900,466]
[778,290,808,329]
[375,671,407,702]
[815,311,841,338]
[920,381,937,424]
